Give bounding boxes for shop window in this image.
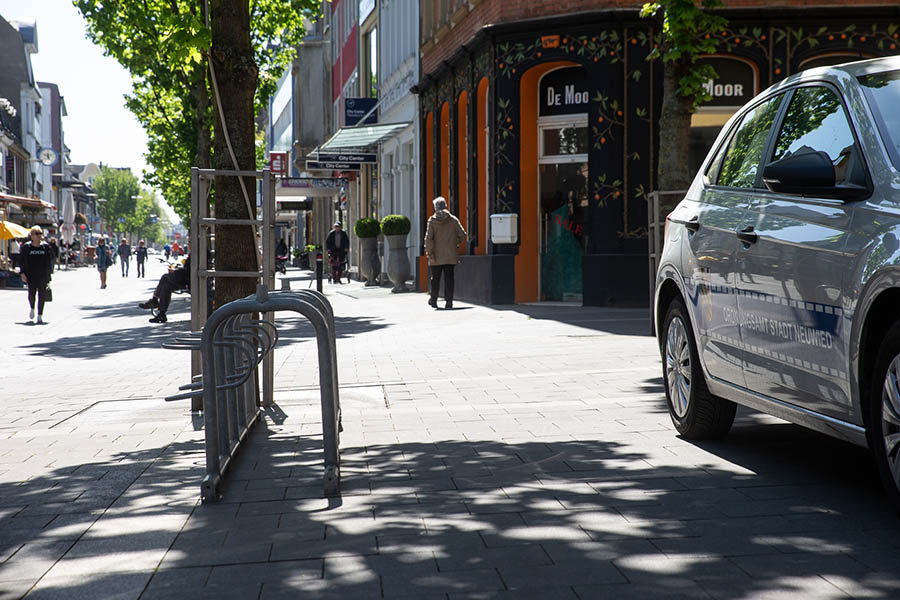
[539,115,588,164]
[541,126,588,157]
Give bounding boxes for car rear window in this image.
[859,70,900,169]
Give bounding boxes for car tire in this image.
[661,297,736,439]
[867,320,900,511]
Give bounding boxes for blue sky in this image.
[0,0,175,216]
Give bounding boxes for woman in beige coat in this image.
[424,196,467,309]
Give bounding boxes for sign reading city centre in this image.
[315,152,377,164]
[306,161,362,171]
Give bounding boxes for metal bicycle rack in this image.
[165,285,341,502]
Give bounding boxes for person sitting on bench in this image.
[138,255,190,323]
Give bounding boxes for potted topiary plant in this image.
[380,214,411,293]
[354,217,381,286]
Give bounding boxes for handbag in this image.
[44,284,52,302]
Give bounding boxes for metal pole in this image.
[190,167,203,404]
[262,169,275,407]
[316,251,323,293]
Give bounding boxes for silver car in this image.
[655,56,900,509]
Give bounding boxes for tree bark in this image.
[192,60,212,172]
[657,61,694,213]
[210,0,258,305]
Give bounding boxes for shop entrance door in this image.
[539,116,588,302]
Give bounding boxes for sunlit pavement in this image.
[1,262,899,599]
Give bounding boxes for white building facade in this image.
[377,0,419,282]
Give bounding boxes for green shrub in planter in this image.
[354,217,380,238]
[380,214,411,236]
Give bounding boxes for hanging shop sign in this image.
[697,57,757,108]
[344,97,378,126]
[306,161,362,171]
[269,151,289,176]
[314,152,377,164]
[539,67,590,116]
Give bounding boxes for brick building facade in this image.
[414,1,900,305]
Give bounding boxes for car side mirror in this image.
[763,149,869,201]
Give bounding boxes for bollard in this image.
[315,251,323,293]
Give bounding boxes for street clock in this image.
[38,147,58,167]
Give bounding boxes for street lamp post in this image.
[96,198,107,241]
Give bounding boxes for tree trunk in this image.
[192,60,212,172]
[210,0,258,305]
[657,61,694,213]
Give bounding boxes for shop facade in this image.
[416,5,900,306]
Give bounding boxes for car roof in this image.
[766,55,900,95]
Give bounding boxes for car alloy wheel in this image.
[665,315,691,419]
[660,298,736,440]
[880,354,900,491]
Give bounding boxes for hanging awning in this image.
[276,177,349,198]
[0,193,55,210]
[316,122,411,153]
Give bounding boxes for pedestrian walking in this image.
[19,226,54,324]
[8,237,20,272]
[163,243,171,260]
[138,255,190,323]
[96,236,113,288]
[117,238,131,277]
[325,222,349,284]
[47,237,60,270]
[424,196,467,310]
[135,240,148,278]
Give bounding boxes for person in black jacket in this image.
[19,226,54,324]
[48,237,60,271]
[325,222,349,258]
[138,254,190,323]
[135,239,148,278]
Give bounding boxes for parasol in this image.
[61,189,76,245]
[0,220,30,241]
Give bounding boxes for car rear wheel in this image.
[867,320,900,511]
[662,298,736,439]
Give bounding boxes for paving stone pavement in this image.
[1,261,900,599]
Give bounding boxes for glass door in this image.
[539,116,588,302]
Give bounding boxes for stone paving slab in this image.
[2,263,900,598]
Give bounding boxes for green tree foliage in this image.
[75,0,320,222]
[128,190,166,245]
[641,0,727,197]
[93,166,141,235]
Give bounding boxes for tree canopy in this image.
[92,165,141,234]
[641,0,727,195]
[75,0,320,221]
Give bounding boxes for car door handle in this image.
[684,216,700,232]
[735,226,758,244]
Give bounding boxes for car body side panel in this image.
[736,196,853,418]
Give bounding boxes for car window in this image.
[704,126,736,184]
[772,86,863,186]
[716,95,784,189]
[859,69,900,170]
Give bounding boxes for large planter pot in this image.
[359,237,380,286]
[385,233,410,293]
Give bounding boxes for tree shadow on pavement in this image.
[490,304,654,338]
[4,409,900,600]
[19,318,192,358]
[78,296,190,320]
[272,315,388,342]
